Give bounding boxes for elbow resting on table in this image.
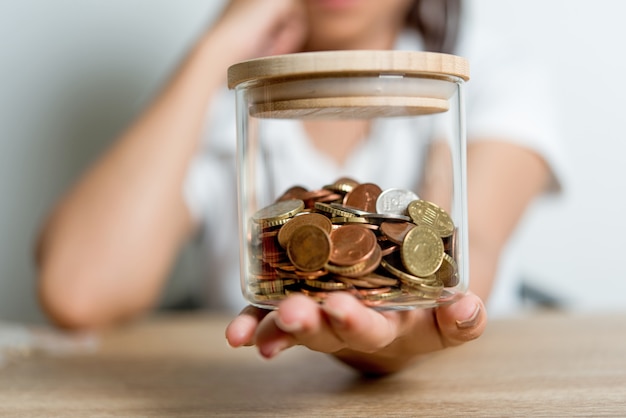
[37,260,149,331]
[38,272,102,330]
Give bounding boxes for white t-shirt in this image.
[183,26,566,316]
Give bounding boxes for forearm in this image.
[36,28,243,329]
[465,140,550,301]
[330,141,550,374]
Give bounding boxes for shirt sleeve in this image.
[458,19,569,194]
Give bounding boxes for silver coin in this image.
[375,188,419,216]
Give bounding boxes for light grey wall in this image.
[1,0,624,323]
[0,1,224,322]
[473,0,626,312]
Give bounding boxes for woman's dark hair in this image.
[406,0,461,54]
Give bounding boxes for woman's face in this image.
[303,0,414,51]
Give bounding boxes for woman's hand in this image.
[225,291,486,375]
[213,0,308,61]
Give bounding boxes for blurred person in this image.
[35,0,561,375]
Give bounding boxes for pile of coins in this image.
[245,178,459,308]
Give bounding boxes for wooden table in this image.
[1,311,625,417]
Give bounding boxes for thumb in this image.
[434,291,487,347]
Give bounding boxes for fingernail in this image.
[275,316,303,333]
[321,303,347,325]
[260,339,292,359]
[456,304,481,329]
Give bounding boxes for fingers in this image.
[434,291,487,347]
[321,292,401,353]
[254,292,404,357]
[227,291,488,365]
[225,305,269,347]
[256,294,346,356]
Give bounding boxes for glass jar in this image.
[228,50,469,310]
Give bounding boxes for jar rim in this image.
[227,50,469,89]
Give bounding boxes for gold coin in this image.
[314,202,356,218]
[252,199,305,224]
[330,216,370,225]
[286,224,331,272]
[304,279,349,291]
[401,225,445,277]
[278,212,333,248]
[324,259,368,276]
[402,279,444,299]
[323,177,360,194]
[256,279,296,295]
[407,199,454,238]
[380,258,439,286]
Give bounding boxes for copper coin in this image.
[329,225,377,266]
[315,192,343,204]
[380,221,416,245]
[294,269,328,279]
[260,234,285,263]
[343,183,382,212]
[278,212,333,248]
[436,253,459,287]
[336,244,382,278]
[443,227,457,257]
[277,186,309,201]
[286,224,331,272]
[299,189,336,209]
[378,240,400,256]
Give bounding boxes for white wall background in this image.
[1,0,624,323]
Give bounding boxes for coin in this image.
[401,225,445,277]
[286,224,331,272]
[278,212,333,248]
[256,278,296,295]
[378,240,400,256]
[246,179,462,308]
[343,183,382,212]
[276,186,309,202]
[360,287,403,303]
[329,225,377,266]
[335,273,398,289]
[407,199,454,238]
[323,177,360,194]
[328,244,382,278]
[329,203,371,216]
[402,279,444,299]
[252,199,305,224]
[330,216,369,225]
[380,221,416,245]
[362,213,412,224]
[376,188,419,216]
[436,253,459,287]
[314,202,357,218]
[304,278,350,291]
[380,256,438,286]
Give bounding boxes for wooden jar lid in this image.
[227,50,469,118]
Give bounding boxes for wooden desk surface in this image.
[1,311,625,417]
